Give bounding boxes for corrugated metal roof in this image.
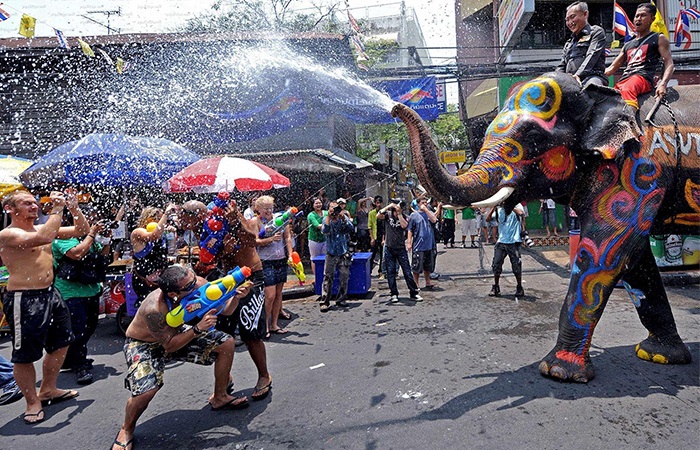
[0,31,345,50]
[235,148,373,174]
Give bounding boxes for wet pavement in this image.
[0,241,698,449]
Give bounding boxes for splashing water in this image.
[97,40,396,149]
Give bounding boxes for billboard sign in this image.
[498,0,535,58]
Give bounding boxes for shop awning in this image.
[235,148,374,174]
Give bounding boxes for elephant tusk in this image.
[471,187,515,208]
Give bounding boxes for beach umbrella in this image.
[164,156,290,193]
[20,133,200,188]
[0,155,33,197]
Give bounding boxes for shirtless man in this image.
[112,264,252,450]
[178,199,272,401]
[0,189,90,424]
[215,199,273,401]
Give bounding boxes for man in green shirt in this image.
[52,219,111,385]
[460,207,478,248]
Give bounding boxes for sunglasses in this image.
[178,276,197,293]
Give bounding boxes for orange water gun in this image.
[288,251,306,285]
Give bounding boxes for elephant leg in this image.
[539,230,627,383]
[538,286,607,383]
[622,244,692,365]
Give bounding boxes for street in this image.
[1,244,698,449]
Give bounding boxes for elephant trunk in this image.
[391,103,500,207]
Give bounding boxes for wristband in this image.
[192,325,204,335]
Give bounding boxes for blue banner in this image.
[381,77,439,122]
[322,76,439,124]
[189,87,308,143]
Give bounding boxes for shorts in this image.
[615,74,652,109]
[216,270,267,341]
[2,287,74,363]
[411,249,436,273]
[461,219,478,236]
[542,208,557,228]
[123,330,231,396]
[308,240,326,260]
[262,259,288,287]
[492,242,522,276]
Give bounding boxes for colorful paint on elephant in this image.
[473,77,572,188]
[569,149,665,354]
[641,126,700,226]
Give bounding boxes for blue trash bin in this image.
[312,252,372,296]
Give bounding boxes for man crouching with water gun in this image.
[112,265,252,450]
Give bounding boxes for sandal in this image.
[23,409,45,425]
[279,310,292,320]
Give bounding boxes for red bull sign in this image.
[382,76,439,121]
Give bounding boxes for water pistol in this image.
[165,265,252,328]
[258,207,302,238]
[199,191,231,264]
[288,251,306,285]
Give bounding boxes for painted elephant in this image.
[392,71,698,383]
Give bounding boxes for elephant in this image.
[392,71,698,383]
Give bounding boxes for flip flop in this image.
[40,389,79,406]
[23,409,45,425]
[279,311,292,320]
[252,380,272,401]
[112,436,133,450]
[269,328,288,335]
[211,396,249,411]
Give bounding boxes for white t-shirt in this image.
[544,199,556,209]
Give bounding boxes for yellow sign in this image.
[439,150,466,164]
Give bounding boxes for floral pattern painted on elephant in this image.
[569,148,665,354]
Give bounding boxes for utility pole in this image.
[82,8,121,35]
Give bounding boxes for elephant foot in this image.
[635,335,692,365]
[538,348,595,383]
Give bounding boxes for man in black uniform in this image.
[557,2,607,87]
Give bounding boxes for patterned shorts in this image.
[123,329,231,396]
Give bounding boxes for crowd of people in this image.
[0,185,566,448]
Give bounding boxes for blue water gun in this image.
[165,266,251,328]
[199,191,231,264]
[258,207,303,238]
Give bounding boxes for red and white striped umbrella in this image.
[164,156,290,193]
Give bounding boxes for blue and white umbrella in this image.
[20,133,200,188]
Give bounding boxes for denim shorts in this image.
[262,259,288,286]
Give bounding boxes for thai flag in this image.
[0,4,10,22]
[675,9,692,49]
[614,2,636,41]
[605,48,612,56]
[347,10,361,34]
[54,29,70,49]
[686,7,700,19]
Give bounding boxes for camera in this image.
[331,205,343,216]
[522,231,535,248]
[99,219,120,229]
[389,199,406,210]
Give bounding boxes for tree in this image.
[356,104,470,164]
[180,0,342,33]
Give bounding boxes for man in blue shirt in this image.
[319,201,355,312]
[488,203,525,298]
[407,197,438,290]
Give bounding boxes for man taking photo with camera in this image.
[318,200,355,312]
[377,199,422,303]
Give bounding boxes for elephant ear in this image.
[579,84,641,159]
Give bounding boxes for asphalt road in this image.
[1,245,698,449]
